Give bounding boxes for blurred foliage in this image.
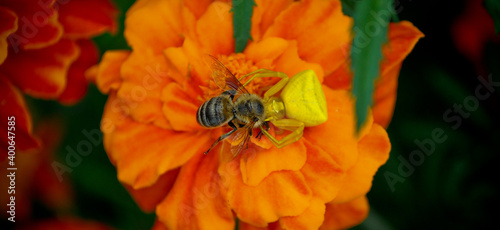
[484,0,500,34]
[360,0,500,229]
[350,0,391,131]
[232,0,255,53]
[14,0,499,229]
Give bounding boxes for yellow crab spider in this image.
[238,69,328,148]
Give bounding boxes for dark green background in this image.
[7,0,499,229]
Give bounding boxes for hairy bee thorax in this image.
[233,94,265,126]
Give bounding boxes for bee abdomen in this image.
[197,96,231,127]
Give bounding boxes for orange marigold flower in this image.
[93,0,423,229]
[0,0,117,156]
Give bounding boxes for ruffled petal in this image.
[373,21,423,127]
[0,6,17,64]
[0,39,79,99]
[3,0,63,50]
[183,0,212,19]
[125,168,179,212]
[125,0,184,53]
[320,196,369,230]
[244,37,288,68]
[279,198,325,230]
[156,152,234,230]
[58,39,98,104]
[263,0,351,76]
[334,124,390,203]
[0,76,39,155]
[303,87,358,171]
[161,82,203,131]
[274,41,324,83]
[101,93,213,189]
[58,0,117,39]
[93,50,130,94]
[301,140,344,203]
[118,51,171,128]
[251,0,293,42]
[240,140,306,186]
[220,156,312,227]
[163,37,206,86]
[195,2,234,55]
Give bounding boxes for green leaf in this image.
[351,0,392,131]
[340,0,359,17]
[484,0,500,34]
[232,0,255,53]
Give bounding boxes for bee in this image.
[198,55,328,157]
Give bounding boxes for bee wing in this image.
[204,55,249,95]
[229,121,256,158]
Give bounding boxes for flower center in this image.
[201,53,279,100]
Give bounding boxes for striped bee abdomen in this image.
[197,95,233,127]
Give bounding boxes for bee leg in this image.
[204,121,238,155]
[260,119,304,148]
[256,122,269,140]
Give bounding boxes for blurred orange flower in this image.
[0,0,116,157]
[92,0,422,229]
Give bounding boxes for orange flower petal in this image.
[93,50,130,94]
[296,2,352,76]
[0,6,17,64]
[274,41,324,83]
[220,157,312,227]
[320,196,369,230]
[124,0,184,53]
[163,37,205,85]
[279,198,325,230]
[102,93,213,189]
[125,168,179,212]
[161,82,203,131]
[322,60,351,90]
[118,51,171,128]
[334,124,390,203]
[58,0,117,39]
[301,140,344,203]
[0,76,39,156]
[183,0,212,19]
[374,21,424,127]
[0,39,79,99]
[267,0,352,76]
[303,87,358,171]
[3,0,63,50]
[251,0,293,42]
[156,152,234,230]
[196,2,234,55]
[244,37,288,67]
[240,140,306,186]
[58,39,98,104]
